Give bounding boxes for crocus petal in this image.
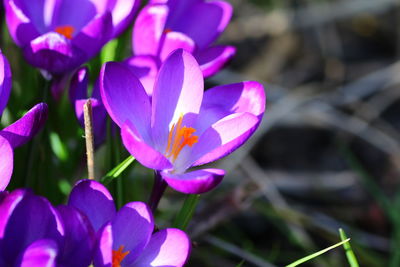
[124,55,159,96]
[0,103,48,149]
[190,113,261,167]
[133,4,168,56]
[94,223,113,267]
[0,50,12,117]
[111,202,154,265]
[68,179,116,232]
[171,1,232,49]
[109,0,140,37]
[0,136,13,191]
[121,122,172,170]
[72,12,113,60]
[132,229,191,267]
[19,239,58,267]
[162,168,225,194]
[151,49,203,151]
[159,31,196,61]
[159,0,201,28]
[100,62,152,142]
[196,45,236,78]
[4,0,42,45]
[69,67,89,124]
[0,189,25,238]
[69,67,89,102]
[51,0,97,33]
[196,81,266,134]
[56,205,95,267]
[23,32,85,74]
[1,191,64,265]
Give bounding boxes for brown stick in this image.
[84,99,95,180]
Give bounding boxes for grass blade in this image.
[173,194,201,230]
[101,155,135,185]
[339,228,359,267]
[286,238,350,267]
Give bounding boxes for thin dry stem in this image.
[84,99,95,180]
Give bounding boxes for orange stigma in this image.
[164,28,172,34]
[55,25,75,39]
[112,245,130,267]
[165,115,198,163]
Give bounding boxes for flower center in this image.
[112,245,130,267]
[164,28,172,34]
[165,115,198,163]
[55,25,75,39]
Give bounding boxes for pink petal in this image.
[100,62,152,143]
[121,122,172,171]
[124,55,159,96]
[20,239,58,267]
[0,50,12,117]
[68,179,116,232]
[172,1,232,49]
[133,4,169,56]
[132,229,191,267]
[0,136,13,191]
[159,31,196,61]
[197,45,236,77]
[162,168,225,194]
[190,112,261,167]
[151,49,203,151]
[112,202,154,265]
[1,103,48,149]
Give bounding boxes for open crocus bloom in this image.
[69,180,190,267]
[0,51,48,190]
[3,0,140,75]
[101,49,265,194]
[129,0,235,94]
[0,189,94,267]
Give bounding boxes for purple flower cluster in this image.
[0,0,267,265]
[0,180,190,266]
[0,50,48,190]
[4,0,140,75]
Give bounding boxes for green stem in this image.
[148,171,168,213]
[114,134,123,209]
[339,228,359,267]
[173,194,201,230]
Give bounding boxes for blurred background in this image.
[188,0,400,266]
[2,0,400,266]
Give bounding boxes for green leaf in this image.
[339,228,359,267]
[236,260,246,267]
[100,39,119,64]
[173,194,201,230]
[49,131,69,162]
[286,238,350,267]
[101,155,135,185]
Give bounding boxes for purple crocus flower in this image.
[69,179,191,267]
[0,189,94,266]
[100,49,265,194]
[0,50,48,190]
[3,0,140,75]
[129,0,235,94]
